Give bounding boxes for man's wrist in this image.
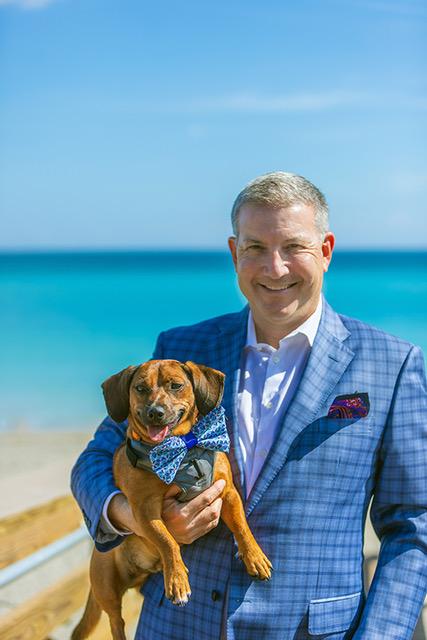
[103,491,133,535]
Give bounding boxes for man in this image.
[71,172,427,639]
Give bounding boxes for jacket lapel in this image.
[214,307,249,498]
[246,300,355,516]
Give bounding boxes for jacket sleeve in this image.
[353,345,427,639]
[70,332,166,552]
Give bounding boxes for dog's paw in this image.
[173,595,190,607]
[240,546,273,581]
[164,566,192,606]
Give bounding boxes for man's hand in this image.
[162,479,226,544]
[107,479,226,544]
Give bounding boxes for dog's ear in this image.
[183,361,225,416]
[101,365,138,423]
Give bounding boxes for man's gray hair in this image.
[231,171,329,237]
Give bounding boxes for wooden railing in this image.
[1,498,424,639]
[0,496,142,640]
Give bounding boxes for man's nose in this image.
[264,250,289,278]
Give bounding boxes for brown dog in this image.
[72,359,272,640]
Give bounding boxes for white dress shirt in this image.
[238,299,322,498]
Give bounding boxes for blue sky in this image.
[1,0,426,249]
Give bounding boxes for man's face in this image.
[228,202,335,343]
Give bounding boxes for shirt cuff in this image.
[101,490,133,536]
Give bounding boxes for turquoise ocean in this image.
[1,251,426,431]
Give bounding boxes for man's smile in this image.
[258,282,298,292]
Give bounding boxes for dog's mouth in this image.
[146,424,170,443]
[145,410,185,444]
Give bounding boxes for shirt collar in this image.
[246,297,323,351]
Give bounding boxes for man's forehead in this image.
[237,225,315,245]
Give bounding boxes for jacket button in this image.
[211,590,221,602]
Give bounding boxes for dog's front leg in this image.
[220,486,272,580]
[130,496,191,606]
[214,453,272,580]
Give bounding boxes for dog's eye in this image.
[135,384,148,393]
[170,382,184,390]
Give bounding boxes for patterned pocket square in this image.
[327,393,370,419]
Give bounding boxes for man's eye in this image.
[170,382,184,390]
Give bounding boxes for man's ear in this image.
[228,236,238,270]
[183,361,225,416]
[321,231,335,273]
[101,365,138,423]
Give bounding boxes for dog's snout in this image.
[147,405,165,421]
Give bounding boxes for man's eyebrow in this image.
[240,234,309,244]
[240,237,264,244]
[285,235,308,243]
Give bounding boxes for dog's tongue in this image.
[147,424,169,443]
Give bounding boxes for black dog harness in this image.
[126,438,217,503]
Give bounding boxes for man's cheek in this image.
[238,255,257,271]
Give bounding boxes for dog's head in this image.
[101,359,225,444]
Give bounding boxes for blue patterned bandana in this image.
[149,406,229,484]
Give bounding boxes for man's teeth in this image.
[262,283,295,291]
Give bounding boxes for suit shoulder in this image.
[161,310,243,337]
[339,312,415,358]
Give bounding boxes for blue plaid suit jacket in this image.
[71,299,427,639]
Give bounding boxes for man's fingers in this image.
[185,479,226,516]
[192,498,222,535]
[161,480,226,544]
[188,516,221,543]
[207,496,223,521]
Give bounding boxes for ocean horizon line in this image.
[1,247,427,255]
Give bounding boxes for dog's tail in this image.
[71,588,102,640]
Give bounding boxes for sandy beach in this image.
[0,430,425,639]
[0,431,91,518]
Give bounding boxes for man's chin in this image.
[257,300,301,322]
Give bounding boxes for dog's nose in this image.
[147,405,165,421]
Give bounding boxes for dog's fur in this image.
[71,359,272,640]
